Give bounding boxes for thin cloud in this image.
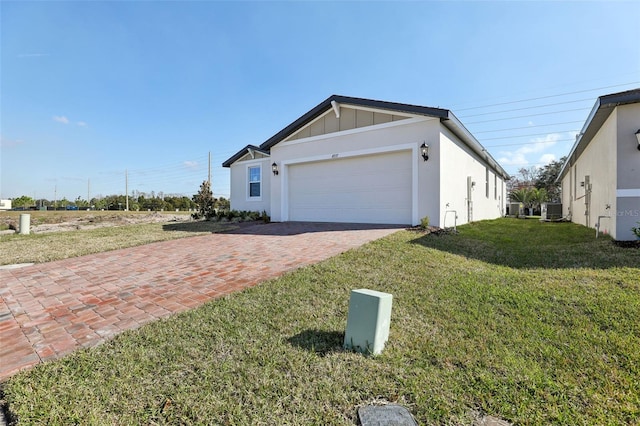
[183,161,199,169]
[77,121,88,127]
[539,153,557,164]
[497,133,564,166]
[18,53,50,58]
[53,116,69,124]
[0,136,24,148]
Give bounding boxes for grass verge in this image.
[2,219,639,424]
[0,220,238,265]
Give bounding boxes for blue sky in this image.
[2,1,639,202]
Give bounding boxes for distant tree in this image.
[534,156,566,202]
[214,196,230,211]
[509,187,549,215]
[12,195,35,208]
[91,197,106,210]
[168,196,196,211]
[192,181,215,219]
[507,166,541,194]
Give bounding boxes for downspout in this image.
[595,204,612,238]
[444,210,458,232]
[595,215,610,238]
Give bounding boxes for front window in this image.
[248,165,261,198]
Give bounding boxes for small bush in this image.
[420,216,430,229]
[261,210,270,223]
[632,222,640,238]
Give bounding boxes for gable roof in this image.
[222,95,509,178]
[558,88,640,181]
[221,145,270,168]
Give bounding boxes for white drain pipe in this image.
[444,210,458,232]
[19,214,30,235]
[595,215,610,238]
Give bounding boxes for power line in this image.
[484,138,575,148]
[452,81,639,111]
[465,107,591,125]
[481,131,577,141]
[473,120,584,134]
[457,97,593,119]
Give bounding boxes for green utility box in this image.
[344,289,393,355]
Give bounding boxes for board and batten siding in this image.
[285,107,409,142]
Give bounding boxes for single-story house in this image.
[0,199,12,211]
[558,88,640,241]
[223,95,509,227]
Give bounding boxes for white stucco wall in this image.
[227,109,507,228]
[229,157,271,214]
[439,127,505,226]
[561,110,618,237]
[269,116,441,225]
[615,103,640,240]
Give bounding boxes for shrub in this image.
[420,216,430,229]
[632,222,640,239]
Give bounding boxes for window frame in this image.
[485,167,490,199]
[247,164,262,201]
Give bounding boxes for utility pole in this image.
[208,151,211,185]
[87,179,90,209]
[125,169,129,211]
[54,185,57,210]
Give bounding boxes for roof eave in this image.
[222,144,270,168]
[441,112,510,180]
[557,88,640,182]
[259,95,451,151]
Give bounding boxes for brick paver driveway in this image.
[0,222,401,381]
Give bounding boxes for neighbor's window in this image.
[248,165,261,198]
[485,167,490,198]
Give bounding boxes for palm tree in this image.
[510,187,549,216]
[532,188,549,213]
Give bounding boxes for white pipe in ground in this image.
[19,213,30,235]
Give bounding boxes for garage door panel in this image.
[287,151,412,224]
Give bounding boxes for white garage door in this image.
[287,150,413,224]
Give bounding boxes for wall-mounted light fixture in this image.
[272,162,279,176]
[635,129,640,151]
[420,142,429,161]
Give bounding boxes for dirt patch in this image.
[1,212,193,234]
[614,240,640,249]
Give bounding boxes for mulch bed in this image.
[613,240,640,248]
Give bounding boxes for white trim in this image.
[278,116,432,148]
[280,143,418,224]
[238,157,267,166]
[337,103,419,117]
[331,100,340,118]
[617,188,640,197]
[246,164,263,201]
[282,109,334,143]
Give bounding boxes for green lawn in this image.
[2,219,639,425]
[0,219,237,265]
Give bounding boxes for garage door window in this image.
[248,165,261,199]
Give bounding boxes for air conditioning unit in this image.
[541,203,563,220]
[508,202,524,217]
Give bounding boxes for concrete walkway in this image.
[0,222,401,382]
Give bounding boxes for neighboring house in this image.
[558,88,640,240]
[223,95,509,227]
[0,199,12,211]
